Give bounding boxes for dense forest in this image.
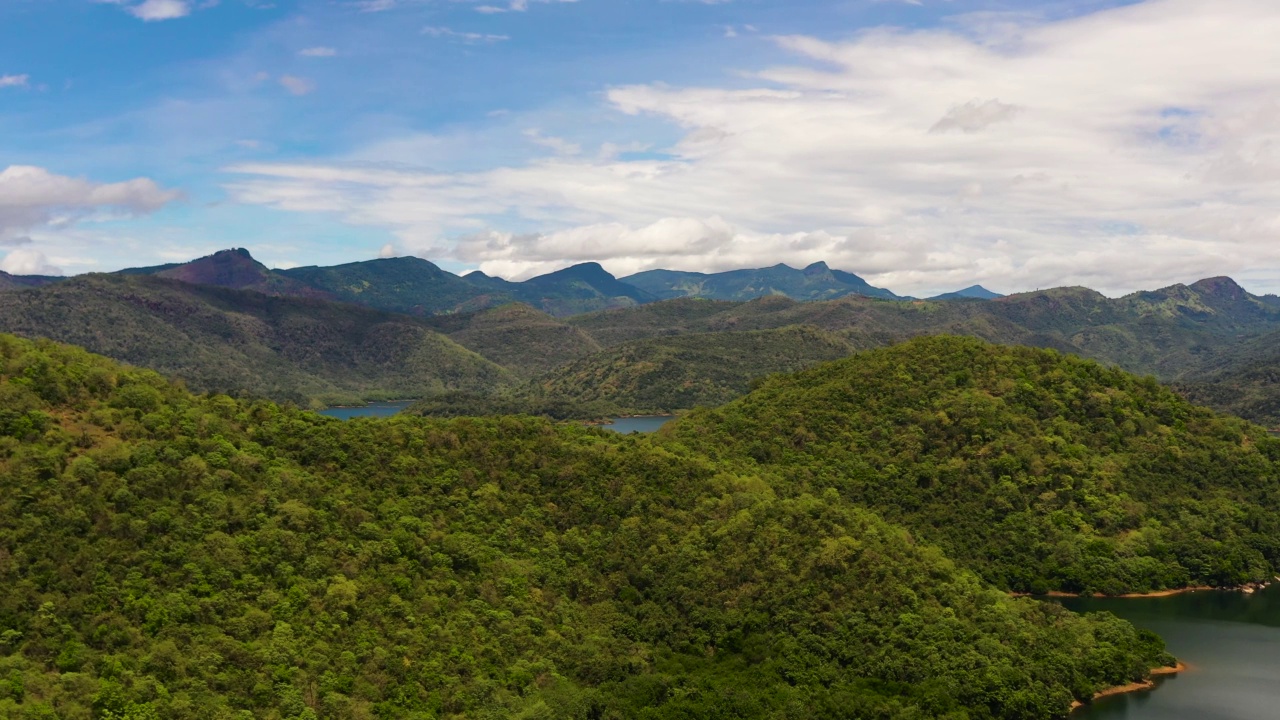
[0,334,1183,719]
[673,337,1280,595]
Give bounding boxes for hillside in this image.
[624,261,900,302]
[527,326,856,414]
[0,274,510,406]
[0,334,1176,718]
[0,271,61,292]
[278,256,501,316]
[571,277,1280,386]
[424,303,602,378]
[1177,328,1280,428]
[671,336,1280,595]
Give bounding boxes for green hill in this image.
[423,303,602,378]
[671,336,1280,595]
[623,261,900,302]
[0,274,510,407]
[1177,328,1280,429]
[278,256,502,316]
[0,334,1174,719]
[0,271,60,292]
[527,326,856,414]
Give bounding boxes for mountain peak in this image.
[154,248,271,289]
[1190,276,1247,301]
[931,285,1004,301]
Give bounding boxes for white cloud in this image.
[278,75,316,96]
[0,165,182,244]
[379,243,398,258]
[930,99,1021,134]
[476,0,578,12]
[1,249,62,276]
[523,129,581,156]
[0,75,29,89]
[299,47,338,57]
[127,0,191,21]
[422,26,510,43]
[224,0,1280,295]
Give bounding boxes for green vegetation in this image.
[527,326,855,415]
[0,333,1180,719]
[0,274,510,408]
[421,304,601,379]
[673,336,1280,595]
[623,262,900,302]
[1176,328,1280,429]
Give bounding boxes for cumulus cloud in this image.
[225,0,1280,295]
[0,75,29,89]
[0,165,182,244]
[0,249,62,276]
[126,0,191,21]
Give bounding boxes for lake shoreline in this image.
[1070,662,1187,712]
[1011,581,1274,599]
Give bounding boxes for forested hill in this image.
[0,274,510,407]
[671,336,1280,595]
[524,326,856,414]
[0,333,1174,718]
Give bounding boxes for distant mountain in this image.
[464,262,656,316]
[0,273,510,406]
[0,270,62,291]
[623,261,900,302]
[572,275,1280,382]
[122,250,653,317]
[930,285,1003,300]
[279,256,495,316]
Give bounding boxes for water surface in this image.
[318,401,415,420]
[1061,584,1280,719]
[601,416,674,434]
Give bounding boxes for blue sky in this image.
[3,0,1280,296]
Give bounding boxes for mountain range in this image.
[3,248,1280,426]
[2,248,986,316]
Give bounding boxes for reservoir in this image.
[318,401,416,420]
[601,416,675,434]
[1061,584,1280,719]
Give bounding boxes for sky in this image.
[3,0,1280,297]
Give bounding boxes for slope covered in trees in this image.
[525,326,856,414]
[672,336,1280,595]
[0,274,509,407]
[1176,328,1280,429]
[0,334,1175,719]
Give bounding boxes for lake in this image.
[600,416,675,434]
[1060,584,1280,719]
[318,401,416,420]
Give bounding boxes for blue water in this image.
[1060,584,1280,719]
[601,416,674,434]
[318,401,415,420]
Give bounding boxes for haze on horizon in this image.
[3,0,1280,298]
